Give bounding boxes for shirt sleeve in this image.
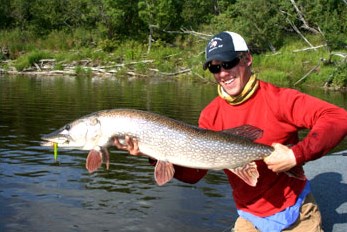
[278,90,347,165]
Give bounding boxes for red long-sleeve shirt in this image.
[173,81,347,217]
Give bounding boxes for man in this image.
[115,31,347,231]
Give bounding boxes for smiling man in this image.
[203,32,252,98]
[198,31,347,231]
[114,31,347,232]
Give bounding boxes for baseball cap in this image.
[203,31,249,70]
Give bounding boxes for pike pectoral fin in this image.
[229,162,259,187]
[154,161,175,186]
[86,149,103,173]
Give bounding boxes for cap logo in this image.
[208,37,223,53]
[210,40,218,48]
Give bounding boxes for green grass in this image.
[14,50,53,71]
[252,37,338,87]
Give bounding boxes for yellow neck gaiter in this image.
[218,74,259,105]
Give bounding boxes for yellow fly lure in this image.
[53,142,58,161]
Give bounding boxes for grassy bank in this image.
[0,29,346,89]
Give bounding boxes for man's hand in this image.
[113,136,141,156]
[264,143,297,173]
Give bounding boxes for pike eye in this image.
[65,125,71,131]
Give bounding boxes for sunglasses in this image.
[207,58,240,74]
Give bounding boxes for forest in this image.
[0,0,346,88]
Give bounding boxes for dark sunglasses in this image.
[208,58,240,74]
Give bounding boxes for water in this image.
[0,75,346,232]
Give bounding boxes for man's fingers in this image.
[131,138,139,155]
[113,137,125,149]
[113,136,141,156]
[125,136,134,149]
[264,143,297,173]
[126,136,140,155]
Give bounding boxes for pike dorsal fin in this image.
[154,161,175,186]
[222,124,263,141]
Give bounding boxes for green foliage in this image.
[331,62,347,88]
[294,0,347,49]
[53,63,64,71]
[94,0,146,40]
[253,40,333,87]
[98,39,118,53]
[123,42,144,61]
[14,50,52,71]
[180,0,216,26]
[230,0,285,52]
[75,65,92,77]
[2,0,346,51]
[147,40,182,72]
[0,0,12,29]
[0,29,36,58]
[40,30,73,51]
[71,28,98,48]
[138,0,184,42]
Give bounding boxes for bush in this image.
[331,61,347,88]
[0,29,37,59]
[14,50,53,71]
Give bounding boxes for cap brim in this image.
[203,52,238,70]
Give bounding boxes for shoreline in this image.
[0,59,193,78]
[1,59,346,92]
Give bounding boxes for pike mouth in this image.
[40,132,70,147]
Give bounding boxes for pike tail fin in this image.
[229,162,259,187]
[154,161,175,186]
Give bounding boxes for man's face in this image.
[211,53,252,96]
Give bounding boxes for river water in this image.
[0,75,346,232]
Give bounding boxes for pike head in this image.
[41,116,103,150]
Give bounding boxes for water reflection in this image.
[0,75,346,231]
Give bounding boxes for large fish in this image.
[41,109,297,186]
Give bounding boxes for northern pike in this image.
[41,109,301,186]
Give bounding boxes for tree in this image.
[209,0,285,53]
[94,0,145,40]
[0,0,13,29]
[9,0,32,31]
[296,0,347,49]
[180,1,215,28]
[138,0,184,42]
